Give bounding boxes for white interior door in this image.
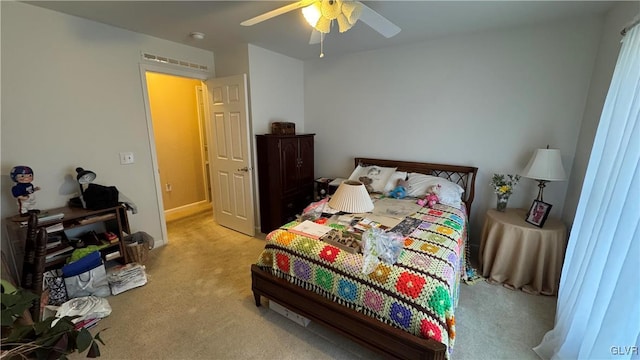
[205,74,255,236]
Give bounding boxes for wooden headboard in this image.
[354,157,478,216]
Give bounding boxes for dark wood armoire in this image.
[256,134,315,233]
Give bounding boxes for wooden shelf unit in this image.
[5,205,131,283]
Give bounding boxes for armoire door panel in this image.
[280,137,300,195]
[298,136,315,185]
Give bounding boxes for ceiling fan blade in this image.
[241,0,315,26]
[309,29,321,44]
[358,3,401,38]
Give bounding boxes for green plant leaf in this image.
[52,334,71,355]
[34,317,57,335]
[76,328,93,352]
[87,341,101,358]
[1,291,38,327]
[1,289,105,359]
[1,309,16,326]
[94,330,107,345]
[6,323,35,342]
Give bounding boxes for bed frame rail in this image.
[252,265,446,360]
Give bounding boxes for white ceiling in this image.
[25,1,617,60]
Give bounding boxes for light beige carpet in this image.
[75,211,556,359]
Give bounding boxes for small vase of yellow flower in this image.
[491,174,521,212]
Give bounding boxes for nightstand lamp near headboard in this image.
[521,147,566,203]
[328,180,374,213]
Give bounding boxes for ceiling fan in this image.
[241,0,401,52]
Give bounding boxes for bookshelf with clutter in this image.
[3,165,152,332]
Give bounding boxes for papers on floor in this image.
[289,220,333,239]
[107,263,148,295]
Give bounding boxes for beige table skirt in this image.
[479,208,567,296]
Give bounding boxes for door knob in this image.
[237,166,249,172]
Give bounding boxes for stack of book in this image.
[45,244,74,263]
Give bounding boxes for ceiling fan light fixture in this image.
[341,1,362,25]
[316,16,332,33]
[321,0,342,20]
[337,14,353,33]
[302,3,321,27]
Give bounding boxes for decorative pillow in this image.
[406,172,465,207]
[348,165,396,193]
[384,171,408,194]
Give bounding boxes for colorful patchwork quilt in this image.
[256,203,468,357]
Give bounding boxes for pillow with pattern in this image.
[348,165,397,193]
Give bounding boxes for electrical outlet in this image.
[120,152,134,165]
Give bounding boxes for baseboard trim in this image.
[165,201,212,222]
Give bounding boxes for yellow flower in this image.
[499,185,510,194]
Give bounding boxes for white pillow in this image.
[348,165,396,193]
[406,172,465,207]
[405,173,440,197]
[384,171,408,193]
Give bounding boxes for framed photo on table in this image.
[526,200,552,227]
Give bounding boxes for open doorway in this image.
[140,64,256,243]
[145,72,212,222]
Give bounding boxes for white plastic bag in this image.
[361,228,404,275]
[54,296,112,324]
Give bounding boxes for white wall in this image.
[563,2,640,227]
[1,2,214,246]
[304,17,603,247]
[247,44,305,232]
[214,43,249,78]
[248,44,305,135]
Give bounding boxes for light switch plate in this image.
[120,152,134,165]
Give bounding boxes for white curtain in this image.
[533,23,640,360]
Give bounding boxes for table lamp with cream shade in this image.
[521,147,567,203]
[328,180,374,213]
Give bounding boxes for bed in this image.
[251,158,478,360]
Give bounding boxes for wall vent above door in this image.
[141,52,209,72]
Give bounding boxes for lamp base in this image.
[536,180,549,202]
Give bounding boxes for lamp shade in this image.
[522,149,566,181]
[328,180,374,213]
[76,167,96,184]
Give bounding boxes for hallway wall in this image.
[146,72,209,213]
